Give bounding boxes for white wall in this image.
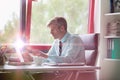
[94,0,100,33]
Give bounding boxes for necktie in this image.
[59,41,62,56]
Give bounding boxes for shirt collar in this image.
[60,32,70,43]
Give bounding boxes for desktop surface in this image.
[0,62,100,72]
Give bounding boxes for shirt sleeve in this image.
[43,41,58,63]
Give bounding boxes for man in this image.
[27,17,85,80]
[32,17,85,63]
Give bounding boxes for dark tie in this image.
[59,41,62,56]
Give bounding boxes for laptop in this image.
[8,53,33,65]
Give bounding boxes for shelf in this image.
[105,12,120,16]
[104,36,120,38]
[104,58,120,62]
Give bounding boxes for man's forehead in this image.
[49,24,58,28]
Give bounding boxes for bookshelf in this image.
[100,0,120,80]
[103,2,120,59]
[104,15,120,59]
[104,36,120,59]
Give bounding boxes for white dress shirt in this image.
[44,32,85,64]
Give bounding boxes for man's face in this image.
[49,25,62,39]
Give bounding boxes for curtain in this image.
[26,0,32,43]
[88,0,95,33]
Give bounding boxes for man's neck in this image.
[59,32,67,40]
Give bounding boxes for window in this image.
[30,0,89,44]
[0,0,20,44]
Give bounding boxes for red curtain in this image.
[26,0,32,43]
[88,0,95,33]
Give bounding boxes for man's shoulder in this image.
[67,34,83,42]
[70,34,81,39]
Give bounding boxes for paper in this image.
[42,62,85,66]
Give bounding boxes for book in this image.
[111,38,120,59]
[110,0,114,13]
[107,39,112,58]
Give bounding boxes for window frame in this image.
[23,0,94,50]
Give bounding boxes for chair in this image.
[79,33,99,66]
[74,33,99,80]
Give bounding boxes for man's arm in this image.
[25,47,48,58]
[47,36,85,63]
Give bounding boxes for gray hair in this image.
[47,17,67,30]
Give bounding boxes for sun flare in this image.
[13,37,25,62]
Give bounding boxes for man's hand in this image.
[33,50,48,58]
[25,47,48,58]
[22,51,33,62]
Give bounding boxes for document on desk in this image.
[42,62,85,66]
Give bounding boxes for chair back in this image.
[79,33,99,66]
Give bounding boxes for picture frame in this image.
[114,0,120,12]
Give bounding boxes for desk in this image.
[0,64,100,71]
[0,63,100,80]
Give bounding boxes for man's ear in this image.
[60,26,65,31]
